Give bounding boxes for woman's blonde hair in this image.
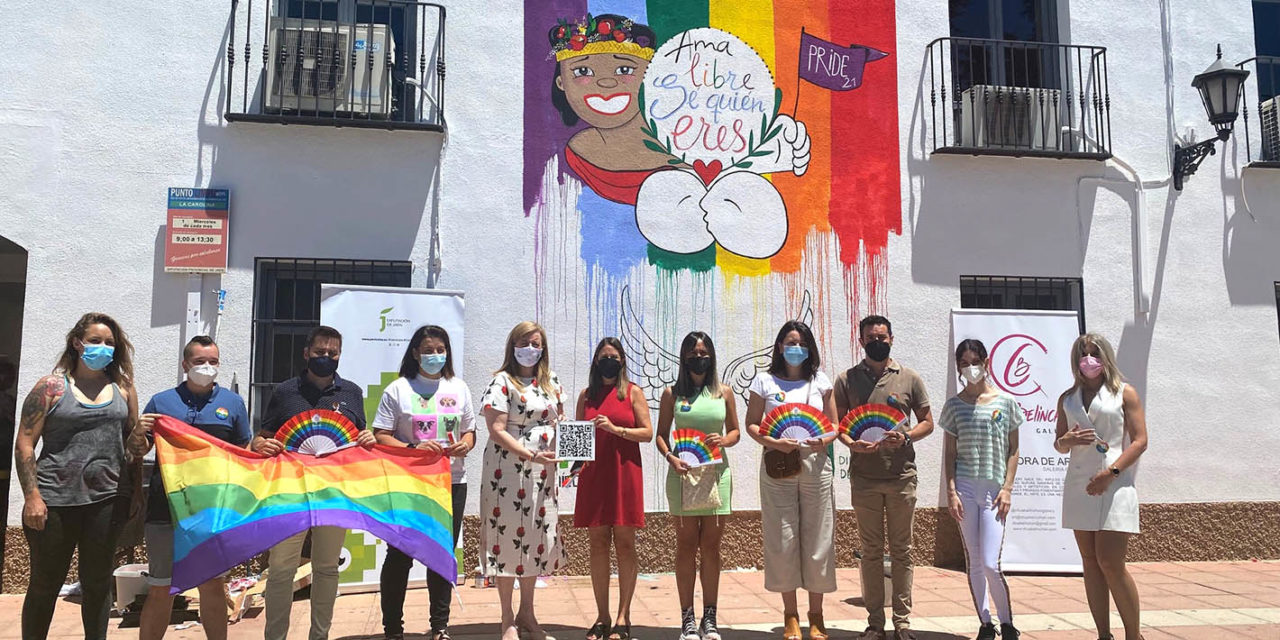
[496,321,555,394]
[1069,332,1124,394]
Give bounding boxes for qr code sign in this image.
[555,421,596,461]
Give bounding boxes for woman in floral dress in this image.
[480,321,566,640]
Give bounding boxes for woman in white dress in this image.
[479,321,566,640]
[1053,333,1148,640]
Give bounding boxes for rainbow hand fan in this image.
[671,429,723,467]
[840,404,907,443]
[760,403,834,441]
[275,410,361,456]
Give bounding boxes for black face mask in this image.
[307,355,339,378]
[864,340,892,363]
[686,356,712,375]
[597,357,623,379]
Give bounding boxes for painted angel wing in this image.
[720,290,815,404]
[618,285,679,410]
[721,346,773,404]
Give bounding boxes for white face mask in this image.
[514,346,543,368]
[960,364,986,385]
[187,363,219,386]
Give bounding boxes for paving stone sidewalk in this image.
[3,561,1277,639]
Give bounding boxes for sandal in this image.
[783,612,802,640]
[607,623,631,640]
[807,612,829,640]
[585,621,610,640]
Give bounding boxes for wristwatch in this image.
[903,432,913,446]
[1109,465,1120,476]
[407,443,418,449]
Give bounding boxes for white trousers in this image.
[955,477,1013,625]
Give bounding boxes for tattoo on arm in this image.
[16,377,55,496]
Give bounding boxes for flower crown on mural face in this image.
[551,14,655,62]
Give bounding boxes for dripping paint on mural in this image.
[524,0,901,353]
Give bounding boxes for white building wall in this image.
[2,0,1278,525]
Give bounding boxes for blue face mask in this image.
[420,353,447,375]
[81,344,115,371]
[782,345,809,367]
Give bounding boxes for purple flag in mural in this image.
[798,30,888,91]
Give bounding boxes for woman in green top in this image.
[655,331,740,640]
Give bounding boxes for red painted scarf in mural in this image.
[563,146,667,206]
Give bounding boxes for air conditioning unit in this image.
[959,85,1062,151]
[264,18,394,117]
[1261,97,1279,162]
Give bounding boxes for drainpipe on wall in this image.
[1069,129,1165,317]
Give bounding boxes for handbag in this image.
[763,448,802,479]
[681,465,723,511]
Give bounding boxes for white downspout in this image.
[1072,130,1168,316]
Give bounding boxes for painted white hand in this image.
[786,117,811,176]
[700,171,788,259]
[634,170,715,254]
[744,114,811,176]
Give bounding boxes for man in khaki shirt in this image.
[834,315,934,640]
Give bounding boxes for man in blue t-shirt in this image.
[136,335,250,640]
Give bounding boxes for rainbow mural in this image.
[524,0,900,339]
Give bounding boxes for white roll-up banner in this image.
[321,284,466,592]
[950,309,1083,574]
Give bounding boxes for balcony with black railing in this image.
[1237,56,1280,168]
[225,0,445,132]
[925,37,1111,160]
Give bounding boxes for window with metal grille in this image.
[960,275,1085,334]
[251,258,411,426]
[948,0,1062,90]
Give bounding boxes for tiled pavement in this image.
[3,561,1278,639]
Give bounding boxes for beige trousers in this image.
[264,526,346,640]
[851,475,918,631]
[759,449,837,594]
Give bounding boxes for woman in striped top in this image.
[940,339,1023,640]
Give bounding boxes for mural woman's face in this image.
[557,53,649,129]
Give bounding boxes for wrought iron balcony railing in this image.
[1237,56,1280,167]
[225,0,445,132]
[925,37,1111,160]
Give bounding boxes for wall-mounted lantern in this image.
[1173,45,1251,190]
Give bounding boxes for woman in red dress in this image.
[574,337,652,640]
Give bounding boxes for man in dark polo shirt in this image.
[137,335,250,640]
[834,315,935,640]
[249,325,374,640]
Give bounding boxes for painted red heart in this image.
[691,159,722,186]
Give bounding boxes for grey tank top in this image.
[36,376,129,506]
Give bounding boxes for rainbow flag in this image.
[153,416,455,593]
